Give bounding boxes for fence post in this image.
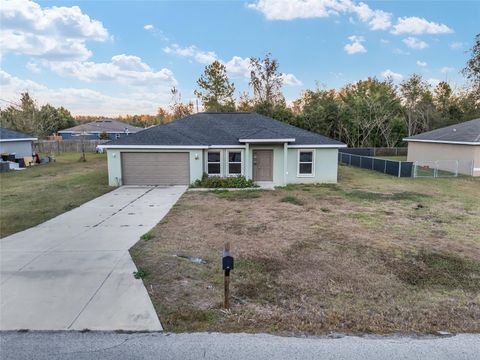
[434,161,439,178]
[455,160,459,177]
[360,156,362,168]
[383,159,387,174]
[349,153,352,166]
[398,162,402,177]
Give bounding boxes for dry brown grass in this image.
[130,165,480,335]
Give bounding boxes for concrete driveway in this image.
[0,186,187,331]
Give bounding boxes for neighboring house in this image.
[403,118,480,177]
[102,112,346,186]
[58,119,143,140]
[0,128,37,157]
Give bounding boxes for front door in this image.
[253,150,273,181]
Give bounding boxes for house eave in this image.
[404,139,480,145]
[288,144,347,148]
[0,138,37,142]
[239,138,295,143]
[101,145,209,150]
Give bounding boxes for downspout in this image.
[245,142,250,180]
[283,142,288,186]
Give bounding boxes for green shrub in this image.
[191,173,257,188]
[133,268,148,279]
[141,231,153,241]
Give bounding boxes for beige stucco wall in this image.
[106,146,340,186]
[407,142,479,176]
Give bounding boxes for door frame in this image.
[252,149,274,181]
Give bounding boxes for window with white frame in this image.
[298,150,314,176]
[227,151,242,176]
[207,151,221,175]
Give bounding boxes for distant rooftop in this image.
[404,118,480,144]
[0,127,37,141]
[59,119,143,134]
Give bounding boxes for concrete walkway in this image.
[0,186,187,331]
[0,331,478,360]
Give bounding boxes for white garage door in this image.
[121,152,190,185]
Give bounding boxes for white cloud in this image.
[224,56,251,78]
[0,69,171,116]
[416,60,427,67]
[163,44,217,65]
[281,73,302,86]
[26,61,41,73]
[163,43,302,87]
[427,78,441,87]
[0,69,46,93]
[351,2,391,30]
[46,54,176,89]
[247,0,346,20]
[381,69,403,82]
[0,0,109,61]
[143,24,154,30]
[393,48,410,55]
[403,37,428,49]
[440,66,454,74]
[380,39,390,44]
[392,16,452,35]
[248,0,392,30]
[450,42,465,50]
[344,35,367,54]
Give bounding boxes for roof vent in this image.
[453,128,457,132]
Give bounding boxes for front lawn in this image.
[131,165,480,335]
[0,153,110,237]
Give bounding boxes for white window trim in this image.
[226,149,243,177]
[206,150,222,176]
[297,149,315,178]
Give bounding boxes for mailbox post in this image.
[222,242,234,309]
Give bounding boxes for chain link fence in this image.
[338,152,413,177]
[412,160,474,178]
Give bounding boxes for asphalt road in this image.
[0,331,478,360]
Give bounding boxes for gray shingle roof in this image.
[404,118,480,144]
[59,119,143,133]
[0,128,37,141]
[105,112,345,147]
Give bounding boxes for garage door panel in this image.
[121,153,189,185]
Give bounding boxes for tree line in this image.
[0,93,76,138]
[1,34,478,147]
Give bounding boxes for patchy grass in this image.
[213,190,262,201]
[280,196,304,206]
[141,231,153,241]
[0,153,110,237]
[131,165,480,335]
[344,190,429,202]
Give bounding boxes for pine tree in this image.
[194,61,235,112]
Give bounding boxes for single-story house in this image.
[58,119,143,140]
[403,118,480,176]
[0,128,37,158]
[102,112,346,186]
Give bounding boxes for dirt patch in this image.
[131,166,480,335]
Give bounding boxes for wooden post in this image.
[224,242,230,309]
[224,269,230,309]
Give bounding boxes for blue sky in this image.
[1,0,478,115]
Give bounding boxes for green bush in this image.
[191,173,257,188]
